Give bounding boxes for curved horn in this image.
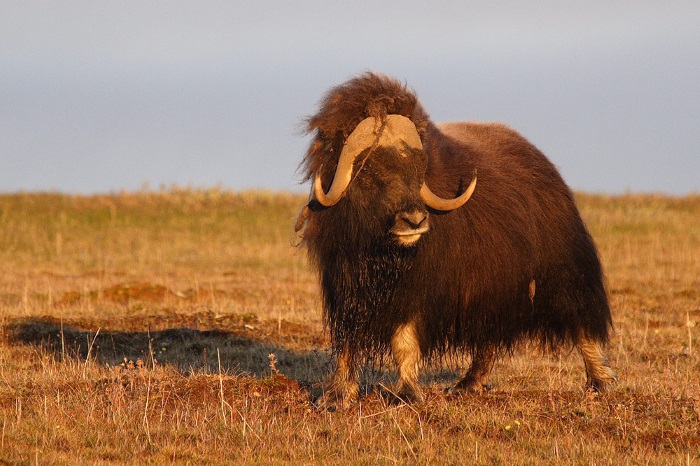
[313,115,424,207]
[313,117,380,206]
[421,170,477,211]
[313,155,354,207]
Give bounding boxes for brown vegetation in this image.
[0,189,698,464]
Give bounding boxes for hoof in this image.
[381,384,424,405]
[586,366,618,393]
[394,389,425,405]
[313,384,359,411]
[446,382,492,395]
[586,377,618,394]
[313,393,354,411]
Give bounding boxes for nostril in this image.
[400,210,428,229]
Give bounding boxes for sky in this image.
[1,1,698,195]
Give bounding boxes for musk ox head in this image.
[302,113,476,247]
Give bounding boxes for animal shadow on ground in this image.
[4,317,331,387]
[4,317,464,403]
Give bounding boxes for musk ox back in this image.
[296,72,617,407]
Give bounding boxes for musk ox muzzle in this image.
[392,209,430,246]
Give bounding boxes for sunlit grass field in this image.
[1,189,698,464]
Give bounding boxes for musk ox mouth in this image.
[393,226,430,246]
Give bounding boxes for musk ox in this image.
[296,72,617,406]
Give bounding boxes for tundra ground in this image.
[0,189,698,464]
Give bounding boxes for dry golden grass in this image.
[0,189,698,464]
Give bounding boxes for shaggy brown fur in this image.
[299,72,616,405]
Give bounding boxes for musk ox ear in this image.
[421,169,477,211]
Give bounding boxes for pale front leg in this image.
[449,346,496,394]
[318,347,359,409]
[578,333,618,392]
[391,322,424,403]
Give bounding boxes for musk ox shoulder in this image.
[296,72,617,407]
